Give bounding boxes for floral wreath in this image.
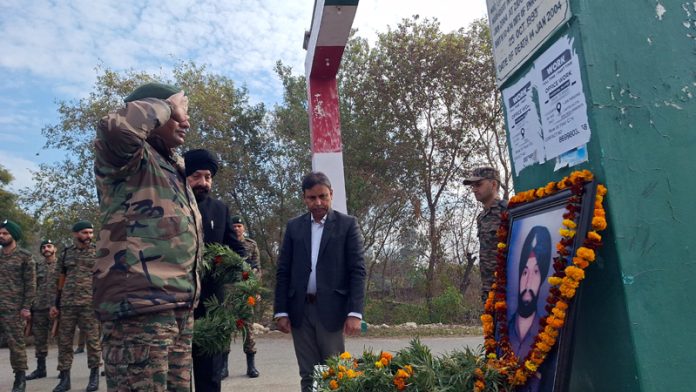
[480,169,608,387]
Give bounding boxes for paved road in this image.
[0,333,483,391]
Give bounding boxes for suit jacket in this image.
[194,196,246,320]
[274,209,366,332]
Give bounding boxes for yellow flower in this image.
[322,371,329,380]
[375,361,384,369]
[339,352,352,360]
[346,369,357,378]
[563,219,577,229]
[525,360,538,372]
[396,369,409,379]
[559,229,576,238]
[535,187,546,198]
[497,242,507,249]
[576,247,596,262]
[548,276,562,286]
[404,365,414,376]
[338,365,347,372]
[329,379,339,390]
[487,353,497,360]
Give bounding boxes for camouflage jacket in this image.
[93,98,203,321]
[477,199,508,293]
[242,238,260,270]
[0,246,36,310]
[33,257,58,310]
[53,244,96,307]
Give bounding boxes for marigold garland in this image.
[480,170,608,387]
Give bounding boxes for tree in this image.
[339,17,504,319]
[0,165,36,246]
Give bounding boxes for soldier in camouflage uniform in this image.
[231,215,260,378]
[26,239,58,381]
[94,83,203,392]
[0,219,36,392]
[50,221,101,392]
[464,167,508,304]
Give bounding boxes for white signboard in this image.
[486,0,571,85]
[502,77,544,175]
[534,36,590,161]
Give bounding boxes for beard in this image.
[192,186,210,202]
[517,288,538,318]
[78,237,92,245]
[0,238,12,247]
[42,250,55,258]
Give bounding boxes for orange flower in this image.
[329,379,339,390]
[380,351,393,362]
[247,296,256,306]
[597,184,607,196]
[594,208,606,217]
[565,266,585,281]
[396,369,409,379]
[393,377,406,390]
[404,365,414,376]
[576,247,596,262]
[545,181,556,193]
[572,257,589,269]
[587,231,602,242]
[380,358,389,366]
[339,352,352,360]
[562,219,577,229]
[556,300,568,310]
[592,216,607,231]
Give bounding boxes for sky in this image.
[0,0,489,192]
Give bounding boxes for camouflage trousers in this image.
[0,310,28,371]
[102,308,193,392]
[242,320,256,354]
[32,309,52,359]
[57,305,102,370]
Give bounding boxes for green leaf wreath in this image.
[192,243,268,355]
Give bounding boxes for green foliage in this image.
[0,165,36,246]
[364,299,430,325]
[314,338,509,391]
[193,243,267,355]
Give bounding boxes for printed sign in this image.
[502,78,544,175]
[486,0,571,85]
[534,36,591,161]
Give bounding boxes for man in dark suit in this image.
[184,149,247,392]
[273,172,366,392]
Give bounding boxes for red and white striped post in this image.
[304,0,359,214]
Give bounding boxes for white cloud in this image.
[0,151,39,191]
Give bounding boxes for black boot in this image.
[220,354,229,379]
[86,367,99,391]
[11,371,26,392]
[73,347,85,354]
[246,353,259,378]
[52,370,71,392]
[26,358,47,380]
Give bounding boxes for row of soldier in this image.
[0,149,262,392]
[1,81,506,392]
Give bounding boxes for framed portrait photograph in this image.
[500,181,597,392]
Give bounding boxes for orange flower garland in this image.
[480,170,608,387]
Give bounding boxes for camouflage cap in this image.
[230,215,244,225]
[463,167,501,185]
[0,219,22,241]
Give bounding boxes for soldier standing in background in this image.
[26,239,58,381]
[0,219,36,392]
[50,221,101,392]
[230,215,260,378]
[463,167,508,304]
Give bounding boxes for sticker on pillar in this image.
[554,144,588,171]
[503,77,544,175]
[533,35,592,162]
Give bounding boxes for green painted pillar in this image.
[486,1,696,391]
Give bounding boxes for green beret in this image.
[1,219,22,241]
[40,239,54,251]
[124,82,181,103]
[72,221,93,232]
[230,216,244,225]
